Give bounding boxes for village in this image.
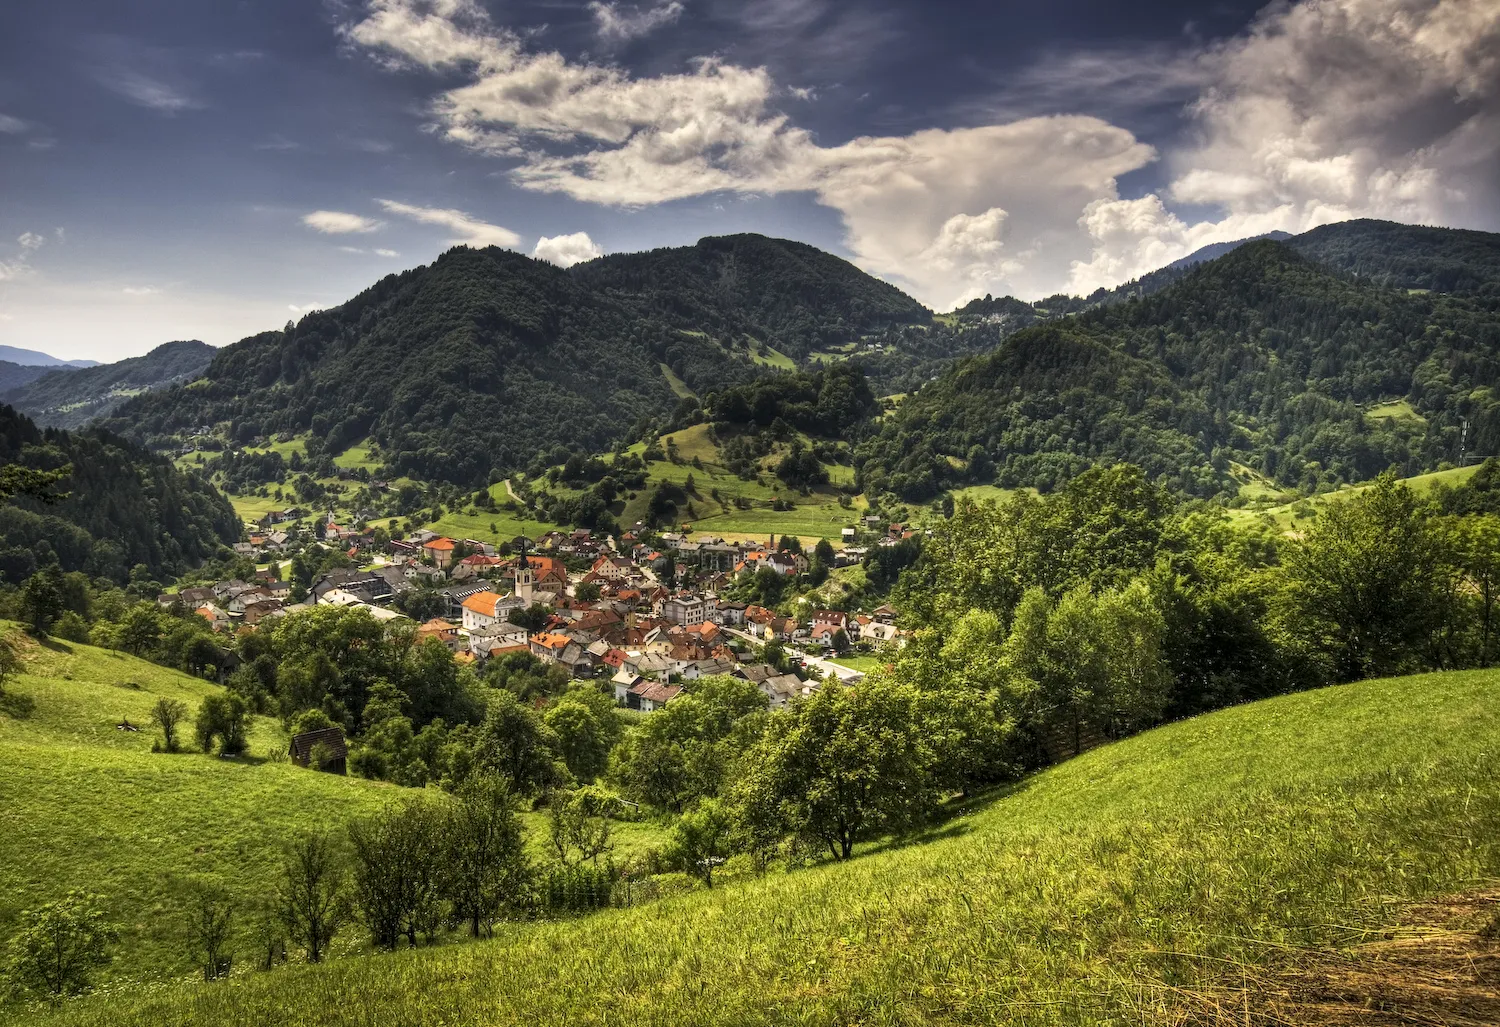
[162,514,914,714]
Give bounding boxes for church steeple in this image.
[514,535,534,605]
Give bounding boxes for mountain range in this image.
[44,217,1499,509]
[1,340,216,430]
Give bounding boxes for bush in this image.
[3,891,117,998]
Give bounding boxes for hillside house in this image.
[422,537,458,568]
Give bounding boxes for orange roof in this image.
[488,644,531,658]
[424,537,456,551]
[530,632,571,651]
[461,591,503,617]
[196,605,220,620]
[417,617,457,635]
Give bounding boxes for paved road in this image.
[722,627,865,683]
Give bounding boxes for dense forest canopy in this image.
[859,238,1500,500]
[0,404,240,584]
[100,237,936,486]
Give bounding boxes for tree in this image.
[4,891,116,998]
[738,678,945,860]
[118,605,164,657]
[1282,472,1454,681]
[183,879,235,980]
[670,798,736,888]
[195,693,249,755]
[472,691,568,795]
[574,581,601,605]
[1002,580,1172,754]
[347,802,444,949]
[278,831,345,962]
[0,631,20,696]
[547,788,614,866]
[20,567,65,638]
[610,676,768,811]
[442,776,529,937]
[151,697,189,753]
[543,690,622,784]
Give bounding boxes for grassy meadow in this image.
[0,634,411,987]
[21,667,1500,1026]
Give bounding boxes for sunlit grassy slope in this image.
[30,668,1500,1027]
[0,634,408,986]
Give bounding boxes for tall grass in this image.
[20,668,1500,1026]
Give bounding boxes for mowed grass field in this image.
[1227,463,1482,528]
[27,668,1500,1027]
[0,633,412,986]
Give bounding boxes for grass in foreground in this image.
[25,668,1500,1026]
[0,636,411,985]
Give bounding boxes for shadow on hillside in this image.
[0,689,36,719]
[857,777,1041,860]
[38,637,75,655]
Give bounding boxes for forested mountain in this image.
[100,238,934,485]
[0,361,53,394]
[0,405,239,584]
[571,233,930,359]
[3,339,216,428]
[858,238,1500,500]
[1287,219,1500,294]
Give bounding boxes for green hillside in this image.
[101,236,938,488]
[24,667,1500,1026]
[860,239,1500,502]
[0,633,409,984]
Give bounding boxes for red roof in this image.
[424,537,456,551]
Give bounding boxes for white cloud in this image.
[532,232,604,267]
[0,114,27,134]
[346,0,1500,306]
[17,232,45,251]
[375,248,400,257]
[589,1,684,43]
[375,199,520,247]
[303,210,383,234]
[97,69,202,113]
[121,286,161,296]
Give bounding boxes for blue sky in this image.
[1,0,1497,361]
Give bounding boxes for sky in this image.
[0,0,1497,362]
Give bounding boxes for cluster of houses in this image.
[167,521,909,713]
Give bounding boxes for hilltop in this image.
[98,236,937,488]
[21,665,1500,1026]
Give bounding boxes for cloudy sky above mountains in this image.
[1,0,1497,360]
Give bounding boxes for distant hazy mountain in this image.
[2,340,215,429]
[0,344,99,368]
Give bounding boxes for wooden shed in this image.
[289,727,348,775]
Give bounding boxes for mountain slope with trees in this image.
[100,238,935,486]
[859,238,1500,500]
[0,405,239,584]
[3,340,216,429]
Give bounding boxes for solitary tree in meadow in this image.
[183,880,236,980]
[278,831,346,962]
[150,697,189,753]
